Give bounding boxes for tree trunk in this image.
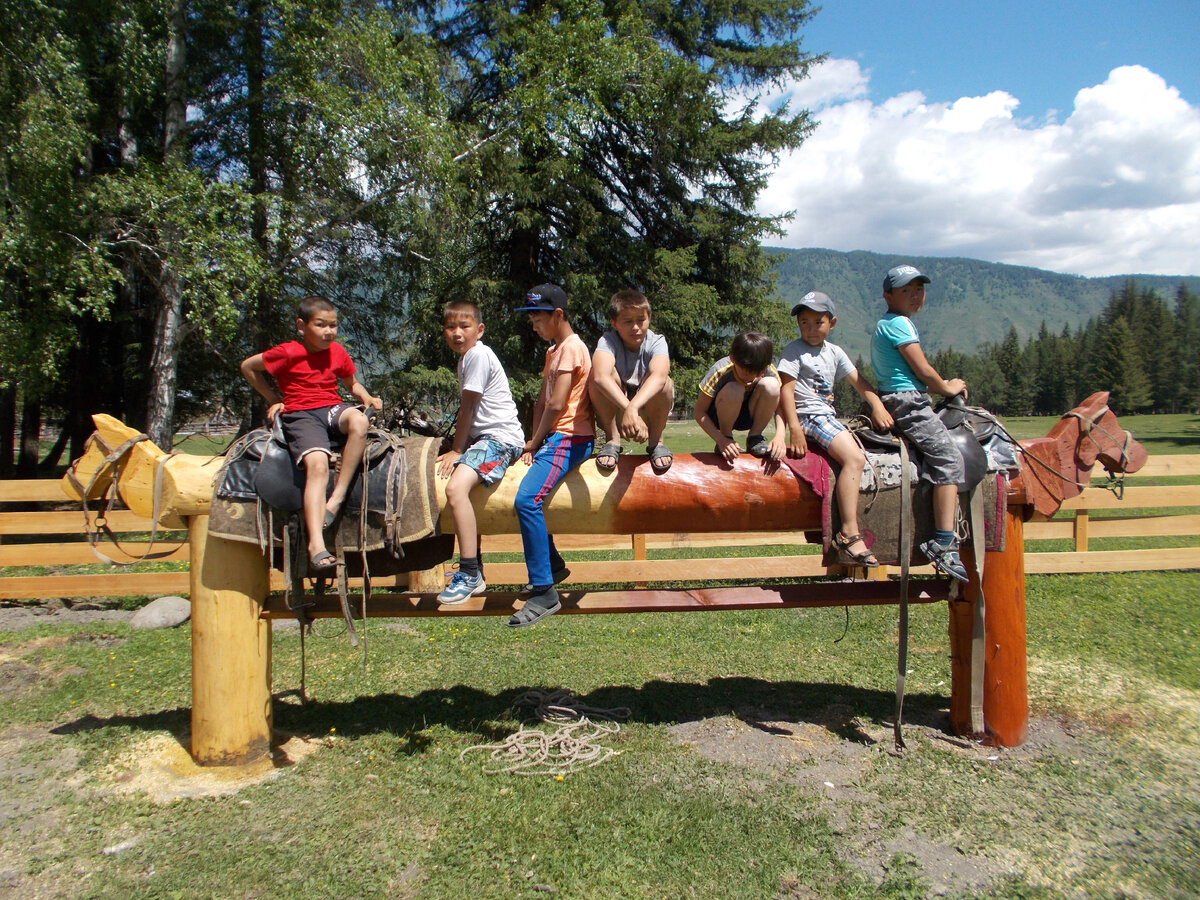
[0,385,15,478]
[144,0,188,451]
[244,0,272,424]
[17,396,41,477]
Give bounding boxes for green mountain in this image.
[768,247,1200,361]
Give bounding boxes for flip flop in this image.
[506,589,562,627]
[309,550,339,571]
[323,509,338,530]
[648,443,673,473]
[594,441,622,472]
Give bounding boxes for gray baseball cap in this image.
[883,265,930,292]
[790,290,835,317]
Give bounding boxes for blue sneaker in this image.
[438,570,486,605]
[919,538,969,583]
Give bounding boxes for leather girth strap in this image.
[894,438,912,752]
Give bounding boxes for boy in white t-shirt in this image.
[778,291,892,568]
[436,300,526,604]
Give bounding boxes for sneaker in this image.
[522,565,570,593]
[438,570,486,605]
[919,538,969,583]
[746,434,769,458]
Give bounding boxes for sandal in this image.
[309,550,339,571]
[506,588,562,628]
[834,532,880,568]
[648,443,673,473]
[323,508,339,530]
[594,441,622,472]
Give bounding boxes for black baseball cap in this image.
[515,283,568,312]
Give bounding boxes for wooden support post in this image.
[407,564,445,593]
[189,514,273,766]
[950,509,1028,746]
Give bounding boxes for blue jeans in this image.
[515,432,595,586]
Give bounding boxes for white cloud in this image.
[757,62,1200,277]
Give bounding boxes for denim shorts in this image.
[799,413,846,450]
[455,437,521,486]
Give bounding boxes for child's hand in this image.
[945,379,967,399]
[266,401,284,423]
[436,450,461,478]
[767,432,786,462]
[787,425,808,458]
[870,408,894,432]
[619,407,648,443]
[366,394,383,411]
[717,436,740,463]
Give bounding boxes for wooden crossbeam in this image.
[261,580,951,619]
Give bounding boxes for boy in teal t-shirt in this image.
[869,265,969,582]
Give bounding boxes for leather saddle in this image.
[254,419,307,512]
[851,394,994,489]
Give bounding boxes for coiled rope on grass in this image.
[459,689,631,777]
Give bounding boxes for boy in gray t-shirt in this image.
[778,291,892,569]
[588,289,675,472]
[436,299,526,604]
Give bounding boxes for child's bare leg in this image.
[712,383,743,440]
[643,377,675,447]
[933,483,959,534]
[826,431,871,553]
[302,451,332,559]
[444,463,482,559]
[746,379,781,435]
[588,375,622,444]
[327,409,369,512]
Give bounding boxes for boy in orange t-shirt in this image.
[509,283,595,627]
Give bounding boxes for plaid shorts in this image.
[799,413,847,450]
[455,437,521,486]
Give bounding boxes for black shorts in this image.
[710,393,754,434]
[280,403,356,464]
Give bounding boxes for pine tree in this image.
[408,0,819,382]
[1095,317,1152,414]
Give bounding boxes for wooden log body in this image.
[450,453,823,536]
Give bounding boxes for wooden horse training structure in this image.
[62,392,1145,767]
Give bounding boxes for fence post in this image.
[1074,508,1090,552]
[632,533,647,589]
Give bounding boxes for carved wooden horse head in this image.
[1017,392,1148,518]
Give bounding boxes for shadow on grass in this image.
[46,679,954,756]
[273,678,954,752]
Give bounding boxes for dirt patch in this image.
[0,603,133,632]
[670,706,1050,896]
[93,731,327,803]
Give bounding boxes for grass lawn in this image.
[1,565,1197,898]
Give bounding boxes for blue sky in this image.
[748,1,1200,277]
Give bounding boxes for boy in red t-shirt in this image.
[241,295,382,570]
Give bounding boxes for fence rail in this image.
[2,454,1197,601]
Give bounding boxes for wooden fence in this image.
[1,454,1197,602]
